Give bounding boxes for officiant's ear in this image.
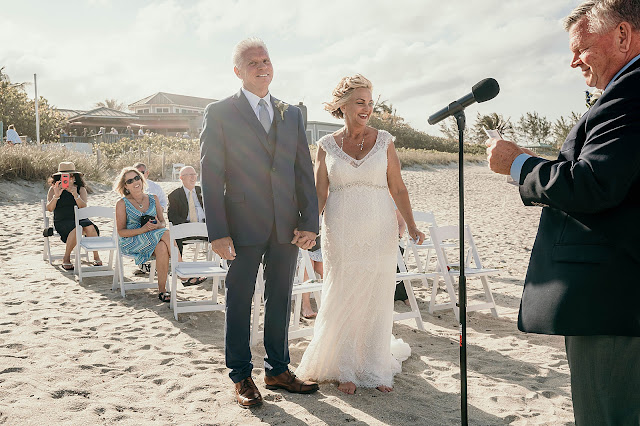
[234,66,241,78]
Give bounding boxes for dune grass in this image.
[1,142,486,186]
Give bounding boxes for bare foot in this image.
[301,305,317,319]
[376,385,393,392]
[403,299,410,306]
[338,382,356,394]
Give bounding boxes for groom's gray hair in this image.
[232,37,269,68]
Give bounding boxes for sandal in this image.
[181,277,207,287]
[92,260,103,267]
[158,292,170,303]
[61,263,74,271]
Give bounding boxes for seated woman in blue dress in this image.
[46,162,102,271]
[114,167,171,302]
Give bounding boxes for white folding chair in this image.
[171,163,185,181]
[113,233,160,298]
[169,222,227,320]
[42,200,87,265]
[402,211,456,274]
[73,206,118,286]
[250,250,323,346]
[429,225,499,319]
[394,247,435,331]
[289,250,323,340]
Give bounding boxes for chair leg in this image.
[403,279,425,331]
[76,247,82,283]
[481,276,499,317]
[171,269,178,320]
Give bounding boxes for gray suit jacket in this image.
[200,89,319,246]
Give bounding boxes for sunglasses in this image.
[125,175,142,185]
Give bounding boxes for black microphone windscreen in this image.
[471,78,500,103]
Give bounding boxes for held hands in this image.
[408,227,426,245]
[291,228,317,250]
[211,237,236,260]
[485,138,525,175]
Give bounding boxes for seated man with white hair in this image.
[168,165,207,286]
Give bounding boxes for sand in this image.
[0,164,575,425]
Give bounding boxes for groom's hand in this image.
[291,229,317,250]
[211,237,236,260]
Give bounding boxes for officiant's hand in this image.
[485,138,524,175]
[291,229,317,250]
[211,237,236,260]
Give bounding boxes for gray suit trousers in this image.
[565,335,640,426]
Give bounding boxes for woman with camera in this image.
[46,162,102,271]
[114,167,171,302]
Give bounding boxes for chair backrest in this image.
[169,222,208,241]
[74,205,117,241]
[429,224,480,269]
[296,250,319,284]
[412,210,437,226]
[42,199,50,228]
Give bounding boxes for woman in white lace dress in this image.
[296,74,425,394]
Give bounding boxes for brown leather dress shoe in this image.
[264,369,319,394]
[234,377,263,408]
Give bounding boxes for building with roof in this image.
[57,92,341,144]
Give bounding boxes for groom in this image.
[200,37,320,408]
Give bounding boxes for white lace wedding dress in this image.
[296,129,411,388]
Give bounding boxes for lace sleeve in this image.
[316,134,330,151]
[378,130,396,150]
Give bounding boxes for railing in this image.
[61,134,145,144]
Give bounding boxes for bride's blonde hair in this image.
[324,74,373,119]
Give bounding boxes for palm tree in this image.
[470,112,515,144]
[94,98,126,111]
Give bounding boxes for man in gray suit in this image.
[487,1,640,424]
[200,38,319,408]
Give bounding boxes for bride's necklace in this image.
[341,128,365,151]
[130,194,145,209]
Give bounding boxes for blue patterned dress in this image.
[119,195,166,265]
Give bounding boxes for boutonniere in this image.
[585,89,603,108]
[274,100,289,120]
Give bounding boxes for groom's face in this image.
[234,47,273,97]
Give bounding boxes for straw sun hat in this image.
[53,162,83,175]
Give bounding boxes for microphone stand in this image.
[454,108,468,426]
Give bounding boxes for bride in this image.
[296,74,425,394]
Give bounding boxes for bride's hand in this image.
[408,227,425,245]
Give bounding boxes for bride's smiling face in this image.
[341,88,374,126]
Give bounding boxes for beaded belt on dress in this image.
[330,182,388,192]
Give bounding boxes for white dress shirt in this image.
[241,87,274,123]
[183,186,205,222]
[145,179,168,210]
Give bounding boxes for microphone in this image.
[428,78,500,125]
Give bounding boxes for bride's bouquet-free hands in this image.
[408,226,426,245]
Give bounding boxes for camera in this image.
[60,173,70,189]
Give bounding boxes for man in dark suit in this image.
[200,38,319,408]
[486,1,640,424]
[167,165,206,285]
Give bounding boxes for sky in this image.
[2,0,589,135]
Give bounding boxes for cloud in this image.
[1,0,588,134]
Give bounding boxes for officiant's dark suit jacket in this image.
[199,90,318,246]
[518,59,640,337]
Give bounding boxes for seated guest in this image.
[134,162,168,276]
[6,125,22,145]
[167,166,206,286]
[46,162,102,271]
[134,163,168,210]
[114,167,171,302]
